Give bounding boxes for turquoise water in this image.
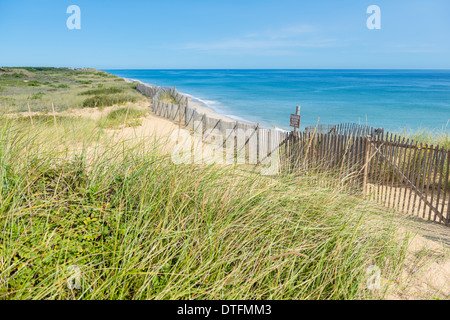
[106,69,450,132]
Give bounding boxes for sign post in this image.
[290,106,301,136]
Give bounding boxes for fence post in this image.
[294,106,301,136]
[363,136,371,194]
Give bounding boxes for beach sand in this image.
[69,101,180,146]
[387,225,450,299]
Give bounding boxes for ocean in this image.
[105,69,450,133]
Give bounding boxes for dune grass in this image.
[402,127,450,150]
[0,114,101,150]
[98,107,148,128]
[82,94,138,109]
[0,116,411,300]
[158,92,178,104]
[79,87,124,96]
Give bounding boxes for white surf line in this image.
[120,76,288,132]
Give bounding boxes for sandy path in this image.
[67,100,179,136]
[387,223,450,300]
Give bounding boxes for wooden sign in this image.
[290,114,301,128]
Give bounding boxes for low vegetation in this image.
[79,87,124,96]
[99,107,148,128]
[403,127,450,150]
[0,67,145,112]
[82,94,138,109]
[158,92,178,104]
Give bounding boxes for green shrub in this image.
[99,107,147,128]
[27,81,41,87]
[95,72,114,78]
[29,92,46,100]
[78,80,93,85]
[79,87,123,96]
[82,94,137,108]
[159,92,177,104]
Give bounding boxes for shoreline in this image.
[123,77,233,122]
[112,70,450,134]
[123,77,271,127]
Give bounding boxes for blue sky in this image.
[0,0,449,69]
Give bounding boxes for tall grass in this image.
[0,117,410,300]
[82,94,138,108]
[402,126,450,150]
[158,92,178,104]
[79,87,124,96]
[98,107,148,128]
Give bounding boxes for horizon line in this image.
[102,68,450,71]
[3,66,450,71]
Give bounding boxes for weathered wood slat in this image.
[419,144,431,217]
[388,134,400,208]
[444,151,450,226]
[381,133,390,207]
[368,140,448,224]
[397,138,409,209]
[428,146,440,220]
[433,149,445,222]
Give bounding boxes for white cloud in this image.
[185,38,337,51]
[243,24,316,40]
[183,24,342,56]
[183,24,337,53]
[265,24,317,39]
[382,43,447,54]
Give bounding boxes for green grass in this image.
[0,116,411,300]
[0,67,145,112]
[0,114,100,145]
[82,94,138,109]
[402,127,450,150]
[79,87,124,96]
[158,92,177,104]
[98,107,148,128]
[26,81,41,87]
[78,80,93,85]
[29,92,46,100]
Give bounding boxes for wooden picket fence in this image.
[136,82,449,226]
[136,82,288,171]
[282,130,450,226]
[305,123,384,137]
